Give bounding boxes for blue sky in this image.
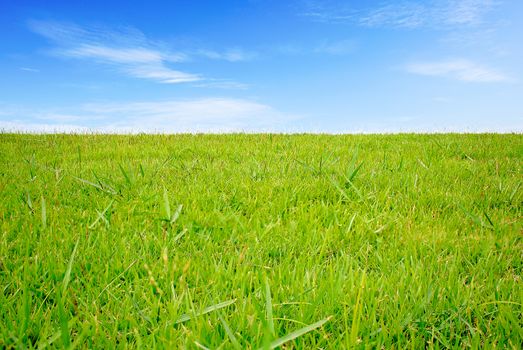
[1,0,522,132]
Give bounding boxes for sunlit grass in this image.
[0,133,521,348]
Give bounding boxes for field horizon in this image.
[1,131,522,136]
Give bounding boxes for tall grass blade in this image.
[174,299,236,324]
[219,313,241,350]
[37,331,62,349]
[96,259,138,300]
[57,294,71,349]
[89,200,114,229]
[350,272,366,345]
[259,317,332,350]
[170,204,183,225]
[173,228,187,243]
[194,341,211,350]
[330,177,363,201]
[24,192,34,213]
[74,176,116,195]
[483,211,495,228]
[119,163,132,186]
[41,195,47,229]
[20,263,31,343]
[347,162,363,183]
[62,238,80,295]
[458,204,492,229]
[163,187,171,221]
[264,275,275,337]
[509,182,520,202]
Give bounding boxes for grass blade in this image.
[174,299,236,324]
[57,238,79,350]
[509,182,521,202]
[264,275,275,337]
[163,187,171,221]
[350,272,366,345]
[62,238,80,295]
[57,294,71,349]
[119,163,132,186]
[170,204,183,225]
[347,213,357,232]
[96,259,138,300]
[24,192,34,213]
[74,176,116,195]
[41,195,47,229]
[458,204,492,229]
[173,228,187,243]
[330,177,363,201]
[89,200,114,229]
[260,317,332,350]
[219,313,241,350]
[347,161,363,183]
[37,330,62,349]
[194,341,211,350]
[483,211,495,228]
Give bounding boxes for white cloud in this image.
[443,0,496,25]
[196,48,257,62]
[28,20,250,86]
[359,2,426,28]
[20,67,40,72]
[0,98,298,133]
[29,20,199,84]
[301,0,497,29]
[63,44,168,64]
[125,66,200,84]
[405,59,510,82]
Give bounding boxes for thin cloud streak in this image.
[28,20,251,85]
[63,44,172,64]
[196,48,257,62]
[301,0,497,29]
[405,59,511,82]
[0,98,299,133]
[20,67,40,72]
[29,20,200,84]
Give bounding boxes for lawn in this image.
[0,133,521,348]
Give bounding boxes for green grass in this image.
[0,133,521,349]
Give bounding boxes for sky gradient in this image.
[1,0,522,133]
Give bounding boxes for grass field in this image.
[0,133,521,349]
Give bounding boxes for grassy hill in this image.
[1,133,521,348]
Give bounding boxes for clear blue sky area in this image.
[1,0,522,132]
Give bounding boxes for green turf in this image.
[0,133,521,349]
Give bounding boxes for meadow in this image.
[0,133,521,349]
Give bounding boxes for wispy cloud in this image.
[404,59,510,82]
[28,20,253,85]
[20,67,40,72]
[301,0,497,29]
[0,98,298,133]
[29,20,200,84]
[359,2,426,28]
[63,44,177,64]
[196,48,257,62]
[443,0,496,26]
